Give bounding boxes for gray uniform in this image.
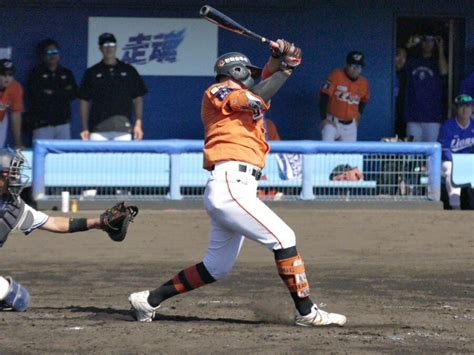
[0,196,49,247]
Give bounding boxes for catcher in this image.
[0,148,138,312]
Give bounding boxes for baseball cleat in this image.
[295,304,346,327]
[128,290,159,322]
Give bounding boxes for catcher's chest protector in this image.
[0,197,27,247]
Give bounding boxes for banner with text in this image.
[88,17,217,76]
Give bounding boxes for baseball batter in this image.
[0,149,138,312]
[319,51,370,141]
[438,94,474,209]
[129,40,346,327]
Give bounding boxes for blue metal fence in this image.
[32,139,441,201]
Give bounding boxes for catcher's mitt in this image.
[100,202,139,242]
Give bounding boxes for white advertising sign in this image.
[88,17,217,76]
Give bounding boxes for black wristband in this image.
[68,218,88,233]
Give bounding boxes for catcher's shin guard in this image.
[274,247,313,315]
[1,277,31,312]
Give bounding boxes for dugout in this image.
[0,0,473,143]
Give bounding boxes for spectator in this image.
[27,38,77,140]
[438,94,474,210]
[263,118,281,141]
[403,34,448,141]
[0,59,23,148]
[319,51,370,142]
[78,33,147,141]
[394,47,407,138]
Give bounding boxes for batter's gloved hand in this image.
[271,39,293,58]
[281,45,302,69]
[100,202,139,242]
[271,39,302,69]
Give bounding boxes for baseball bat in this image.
[199,5,278,49]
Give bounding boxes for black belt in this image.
[238,164,262,180]
[338,119,353,125]
[211,163,262,180]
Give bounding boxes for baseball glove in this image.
[100,202,139,242]
[329,164,364,181]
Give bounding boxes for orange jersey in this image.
[0,80,23,122]
[201,80,270,170]
[320,68,369,121]
[264,119,281,140]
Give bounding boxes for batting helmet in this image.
[0,149,28,199]
[214,52,261,88]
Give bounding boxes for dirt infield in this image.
[0,208,472,353]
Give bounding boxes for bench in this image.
[452,153,474,188]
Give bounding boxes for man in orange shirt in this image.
[264,118,281,141]
[129,41,346,327]
[319,51,370,141]
[0,60,23,148]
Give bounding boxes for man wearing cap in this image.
[403,34,448,142]
[318,51,370,141]
[27,38,77,140]
[0,59,23,148]
[438,94,474,210]
[79,33,147,141]
[129,42,347,327]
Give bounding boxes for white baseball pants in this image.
[441,161,461,209]
[203,161,296,280]
[0,116,8,148]
[33,123,71,140]
[89,131,132,141]
[321,115,357,142]
[406,122,441,142]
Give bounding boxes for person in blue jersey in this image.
[403,34,448,141]
[438,94,474,209]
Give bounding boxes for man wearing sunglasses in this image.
[319,51,370,142]
[78,33,147,141]
[438,94,474,210]
[27,38,77,141]
[0,59,23,149]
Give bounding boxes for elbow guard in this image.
[228,91,268,120]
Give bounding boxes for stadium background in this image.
[0,0,473,142]
[0,2,472,352]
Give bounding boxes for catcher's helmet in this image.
[214,52,261,88]
[0,149,28,199]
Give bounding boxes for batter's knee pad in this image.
[3,277,30,312]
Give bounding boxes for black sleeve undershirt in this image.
[319,93,329,119]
